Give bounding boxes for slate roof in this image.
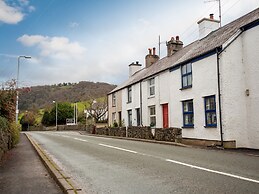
[109,8,259,94]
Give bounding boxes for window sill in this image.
[180,85,192,90]
[148,95,155,99]
[127,101,132,104]
[182,125,194,129]
[204,125,217,128]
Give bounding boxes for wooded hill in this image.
[19,81,116,111]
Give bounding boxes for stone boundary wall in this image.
[154,128,182,143]
[28,125,86,131]
[87,126,182,143]
[95,127,126,137]
[127,126,153,139]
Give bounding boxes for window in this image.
[149,78,155,96]
[182,100,194,127]
[149,106,156,127]
[127,110,132,126]
[112,112,116,124]
[181,63,192,88]
[112,93,116,107]
[204,95,217,127]
[127,86,132,103]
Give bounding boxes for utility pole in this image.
[16,56,31,123]
[205,0,222,27]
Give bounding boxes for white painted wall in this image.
[169,55,221,140]
[122,83,141,126]
[221,25,259,149]
[109,24,259,149]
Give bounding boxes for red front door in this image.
[162,104,169,128]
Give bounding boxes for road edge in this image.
[78,131,190,148]
[25,133,84,194]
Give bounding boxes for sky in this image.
[0,0,258,87]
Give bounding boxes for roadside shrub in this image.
[9,122,21,147]
[0,116,9,132]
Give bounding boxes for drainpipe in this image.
[140,81,143,126]
[216,48,224,147]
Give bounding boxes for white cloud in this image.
[17,34,86,60]
[0,0,24,24]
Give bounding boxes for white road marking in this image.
[99,143,138,154]
[166,159,259,184]
[73,137,88,142]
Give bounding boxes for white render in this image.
[108,10,259,149]
[198,18,220,39]
[220,26,259,149]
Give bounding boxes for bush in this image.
[0,116,9,132]
[9,122,21,147]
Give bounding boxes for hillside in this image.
[19,81,116,111]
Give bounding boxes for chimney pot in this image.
[176,36,179,41]
[210,14,214,20]
[152,47,156,55]
[148,48,152,55]
[136,61,139,64]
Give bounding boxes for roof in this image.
[109,8,259,94]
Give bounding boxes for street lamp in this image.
[53,101,58,130]
[16,55,31,123]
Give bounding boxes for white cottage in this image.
[108,9,259,149]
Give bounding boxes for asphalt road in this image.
[27,131,259,194]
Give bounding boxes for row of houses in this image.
[107,8,259,149]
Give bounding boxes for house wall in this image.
[108,90,122,126]
[220,25,259,148]
[169,54,221,140]
[122,83,141,126]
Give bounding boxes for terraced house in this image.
[108,8,259,149]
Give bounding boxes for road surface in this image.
[28,131,259,194]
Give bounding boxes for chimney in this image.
[197,13,220,39]
[145,47,159,68]
[166,36,183,57]
[129,61,142,77]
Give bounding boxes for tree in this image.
[41,102,74,126]
[20,111,36,131]
[0,80,16,122]
[86,98,107,123]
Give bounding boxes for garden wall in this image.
[87,126,182,143]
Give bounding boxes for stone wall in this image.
[95,127,126,137]
[127,126,153,139]
[154,128,182,143]
[87,126,182,143]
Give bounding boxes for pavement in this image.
[0,133,62,194]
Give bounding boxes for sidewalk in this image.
[0,133,62,194]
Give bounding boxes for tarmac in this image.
[0,133,62,194]
[0,131,258,194]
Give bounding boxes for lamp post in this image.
[16,55,31,123]
[53,101,57,130]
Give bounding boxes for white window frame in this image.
[127,86,132,103]
[149,105,156,127]
[112,93,116,107]
[148,78,155,97]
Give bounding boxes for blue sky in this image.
[0,0,258,87]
